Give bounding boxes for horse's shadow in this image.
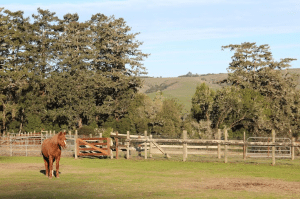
[40,170,61,177]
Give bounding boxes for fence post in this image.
[74,130,78,159]
[110,132,113,159]
[144,131,148,159]
[272,129,275,166]
[68,131,71,139]
[126,131,130,159]
[26,137,28,157]
[116,132,119,159]
[217,129,221,159]
[41,132,43,145]
[149,134,153,158]
[183,130,187,162]
[292,137,295,160]
[9,132,12,156]
[224,129,228,163]
[243,131,246,160]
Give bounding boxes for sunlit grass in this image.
[1,156,300,198]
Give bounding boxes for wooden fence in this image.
[110,129,300,165]
[2,129,300,165]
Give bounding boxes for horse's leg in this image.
[56,156,60,178]
[43,156,49,177]
[48,155,53,179]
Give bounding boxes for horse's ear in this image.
[63,131,67,135]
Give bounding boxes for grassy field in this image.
[1,155,300,198]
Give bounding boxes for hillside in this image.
[139,68,300,113]
[139,73,228,113]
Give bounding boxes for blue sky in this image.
[1,0,300,77]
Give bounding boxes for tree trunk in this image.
[78,117,82,128]
[2,105,6,134]
[19,108,24,133]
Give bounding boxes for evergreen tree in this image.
[191,82,215,122]
[0,9,32,133]
[89,14,148,123]
[0,8,149,133]
[222,42,298,136]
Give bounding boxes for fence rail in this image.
[1,129,299,166]
[0,130,103,157]
[110,129,299,165]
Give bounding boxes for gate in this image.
[246,137,291,158]
[76,137,111,157]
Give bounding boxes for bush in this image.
[103,127,113,138]
[24,114,44,133]
[78,125,94,136]
[7,120,21,134]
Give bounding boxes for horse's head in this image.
[57,131,67,149]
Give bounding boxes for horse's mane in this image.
[51,134,60,145]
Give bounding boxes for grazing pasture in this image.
[1,156,300,198]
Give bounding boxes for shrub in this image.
[103,127,113,138]
[78,125,94,136]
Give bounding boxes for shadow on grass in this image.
[40,170,61,177]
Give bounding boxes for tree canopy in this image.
[190,42,299,138]
[0,8,148,134]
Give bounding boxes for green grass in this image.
[1,156,300,198]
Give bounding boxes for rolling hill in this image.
[139,68,300,113]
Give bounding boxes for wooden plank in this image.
[127,139,297,147]
[78,142,107,146]
[110,135,127,139]
[77,138,109,156]
[78,153,108,156]
[243,131,246,160]
[116,132,119,159]
[126,131,130,159]
[292,137,295,160]
[78,148,108,151]
[183,130,187,162]
[151,141,171,158]
[80,138,108,141]
[110,145,126,149]
[272,129,275,166]
[144,131,147,160]
[224,129,228,163]
[217,129,221,159]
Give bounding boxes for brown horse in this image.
[41,132,67,179]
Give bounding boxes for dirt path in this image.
[180,177,300,196]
